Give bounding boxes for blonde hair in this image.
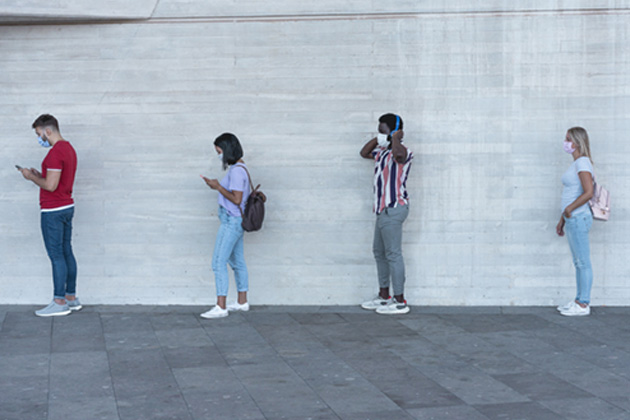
[567,127,592,163]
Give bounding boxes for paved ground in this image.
[1,305,629,420]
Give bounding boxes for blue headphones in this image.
[388,115,400,138]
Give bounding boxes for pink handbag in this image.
[589,177,610,221]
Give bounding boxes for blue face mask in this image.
[38,135,51,148]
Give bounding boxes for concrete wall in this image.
[1,2,629,305]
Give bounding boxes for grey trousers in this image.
[373,204,409,296]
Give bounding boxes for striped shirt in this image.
[372,144,413,214]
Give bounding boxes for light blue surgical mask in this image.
[217,153,223,162]
[38,135,51,148]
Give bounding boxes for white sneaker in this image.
[227,301,250,312]
[560,303,590,317]
[361,296,392,310]
[200,306,228,319]
[375,298,410,315]
[557,300,576,312]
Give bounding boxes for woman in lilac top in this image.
[555,127,595,317]
[200,133,250,319]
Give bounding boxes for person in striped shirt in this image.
[359,114,413,315]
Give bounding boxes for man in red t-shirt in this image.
[18,114,80,317]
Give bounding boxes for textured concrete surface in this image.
[1,305,629,420]
[1,3,629,306]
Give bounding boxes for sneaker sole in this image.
[560,311,590,317]
[200,313,228,319]
[35,310,71,317]
[69,305,83,311]
[376,307,410,315]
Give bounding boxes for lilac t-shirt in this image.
[219,164,250,217]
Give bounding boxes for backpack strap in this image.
[234,163,256,193]
[233,163,261,218]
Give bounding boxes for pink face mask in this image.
[563,140,576,154]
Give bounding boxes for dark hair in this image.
[214,132,243,170]
[378,113,403,134]
[32,114,59,131]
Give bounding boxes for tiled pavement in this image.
[1,305,629,420]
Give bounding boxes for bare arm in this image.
[201,176,244,206]
[390,130,407,164]
[20,168,61,192]
[360,137,378,159]
[563,171,594,218]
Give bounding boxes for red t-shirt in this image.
[40,141,77,210]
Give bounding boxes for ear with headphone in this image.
[388,115,401,138]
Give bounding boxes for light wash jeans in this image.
[212,206,248,297]
[564,211,593,305]
[373,205,409,296]
[41,207,77,299]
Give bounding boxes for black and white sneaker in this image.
[375,298,410,315]
[361,296,391,310]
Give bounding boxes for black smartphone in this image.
[15,165,23,170]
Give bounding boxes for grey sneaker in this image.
[375,298,410,315]
[361,296,392,310]
[35,301,71,317]
[67,298,83,311]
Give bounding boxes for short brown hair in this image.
[32,114,59,131]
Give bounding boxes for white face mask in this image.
[377,133,389,148]
[217,153,223,162]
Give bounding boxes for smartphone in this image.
[15,165,23,170]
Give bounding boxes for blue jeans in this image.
[373,205,409,296]
[564,211,593,305]
[212,206,248,297]
[41,207,77,300]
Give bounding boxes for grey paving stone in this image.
[398,314,468,336]
[1,305,629,419]
[565,344,630,379]
[473,401,565,420]
[51,312,106,353]
[243,311,299,326]
[0,334,51,355]
[338,409,416,420]
[0,310,7,332]
[163,344,227,369]
[150,313,201,330]
[100,313,154,334]
[48,396,120,420]
[154,326,214,348]
[173,366,266,420]
[553,364,630,399]
[116,391,193,420]
[406,405,490,420]
[49,351,115,401]
[539,397,627,420]
[492,372,593,401]
[0,311,51,338]
[0,353,49,379]
[309,379,401,414]
[0,375,49,420]
[418,365,531,406]
[104,330,161,351]
[290,312,348,325]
